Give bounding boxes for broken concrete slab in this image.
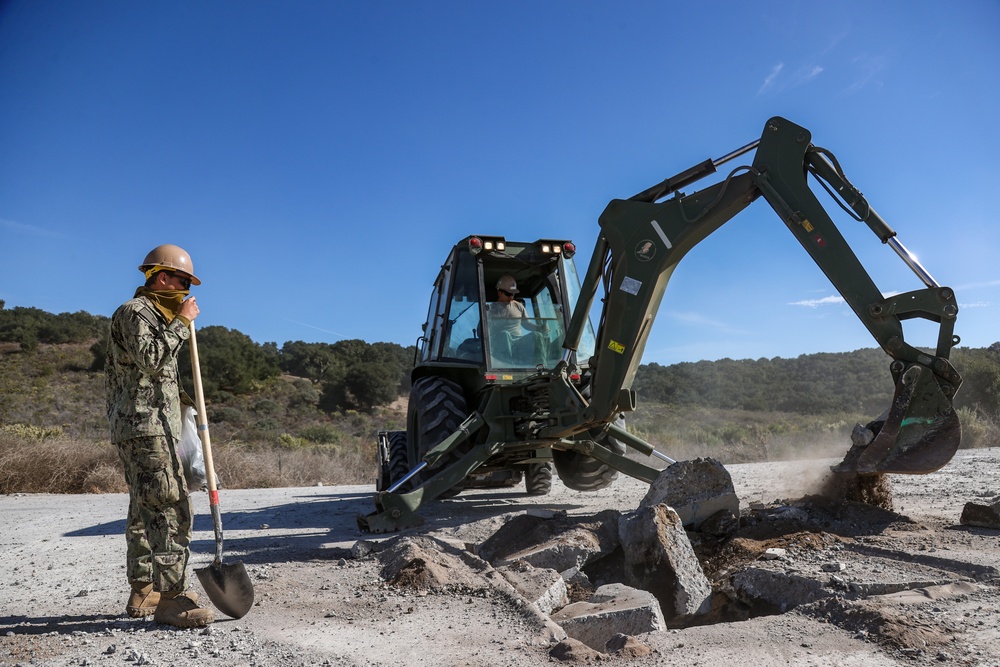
[378,535,569,645]
[960,497,1000,529]
[618,503,713,619]
[640,457,740,530]
[551,583,665,652]
[478,510,621,572]
[733,567,831,613]
[496,561,568,616]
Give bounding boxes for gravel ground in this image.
[2,448,999,666]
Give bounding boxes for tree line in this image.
[2,303,998,416]
[633,345,1000,416]
[0,304,413,412]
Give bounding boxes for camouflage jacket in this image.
[105,295,190,443]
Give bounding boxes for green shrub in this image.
[299,423,341,445]
[0,423,64,440]
[209,406,246,423]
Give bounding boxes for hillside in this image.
[1,304,998,493]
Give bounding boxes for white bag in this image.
[178,405,207,491]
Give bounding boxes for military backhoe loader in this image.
[359,116,962,533]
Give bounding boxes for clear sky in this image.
[2,1,997,364]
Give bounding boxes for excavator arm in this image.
[551,116,961,475]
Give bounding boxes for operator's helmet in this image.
[138,244,202,285]
[496,275,519,294]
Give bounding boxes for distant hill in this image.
[1,303,998,445]
[635,346,1000,417]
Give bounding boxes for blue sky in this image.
[2,1,997,364]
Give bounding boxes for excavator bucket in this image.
[834,364,962,475]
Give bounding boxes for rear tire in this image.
[525,462,553,496]
[553,419,626,492]
[408,376,469,498]
[385,430,410,490]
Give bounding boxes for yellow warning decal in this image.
[802,219,814,232]
[502,374,514,380]
[608,340,626,354]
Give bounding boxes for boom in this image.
[551,116,961,474]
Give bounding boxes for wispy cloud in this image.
[281,317,350,339]
[959,301,991,309]
[789,295,845,308]
[0,218,66,239]
[758,62,824,96]
[957,279,1000,291]
[758,63,784,94]
[796,65,824,85]
[843,54,887,95]
[670,311,749,334]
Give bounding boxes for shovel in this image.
[188,324,255,619]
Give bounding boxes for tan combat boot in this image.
[126,582,159,618]
[153,591,215,628]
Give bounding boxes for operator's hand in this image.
[178,296,200,322]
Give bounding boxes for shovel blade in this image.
[196,560,255,619]
[834,364,962,475]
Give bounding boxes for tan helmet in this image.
[138,244,202,285]
[496,275,519,294]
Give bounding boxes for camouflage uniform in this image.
[106,293,192,594]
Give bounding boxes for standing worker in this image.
[105,244,215,628]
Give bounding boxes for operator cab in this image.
[419,236,597,372]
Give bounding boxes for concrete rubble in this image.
[366,458,1000,659]
[496,561,568,616]
[550,583,665,651]
[618,504,713,618]
[640,457,740,530]
[960,496,1000,529]
[477,510,620,572]
[373,501,714,655]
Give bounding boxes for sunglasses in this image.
[499,289,514,298]
[170,273,192,289]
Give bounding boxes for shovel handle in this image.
[189,324,224,561]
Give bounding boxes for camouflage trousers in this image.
[115,435,193,594]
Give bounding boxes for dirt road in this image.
[2,449,999,666]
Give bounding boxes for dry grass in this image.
[213,438,375,489]
[626,403,871,465]
[0,430,377,495]
[0,432,127,494]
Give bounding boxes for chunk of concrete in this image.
[550,583,665,652]
[732,567,830,612]
[496,561,568,616]
[640,458,740,530]
[618,504,713,618]
[479,510,621,572]
[960,498,1000,529]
